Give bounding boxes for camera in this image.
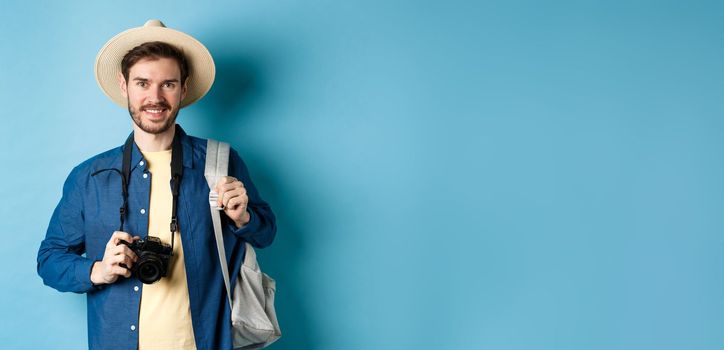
[119,236,172,284]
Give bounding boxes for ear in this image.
[180,79,188,101]
[117,72,128,98]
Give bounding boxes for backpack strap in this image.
[204,139,233,306]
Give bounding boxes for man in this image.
[36,20,276,350]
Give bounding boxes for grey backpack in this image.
[205,139,281,349]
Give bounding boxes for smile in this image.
[142,108,168,118]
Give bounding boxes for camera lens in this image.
[136,255,163,284]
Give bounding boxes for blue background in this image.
[1,1,723,349]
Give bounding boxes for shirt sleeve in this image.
[37,166,98,293]
[223,147,277,248]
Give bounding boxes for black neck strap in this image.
[120,126,184,252]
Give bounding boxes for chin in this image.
[129,103,180,135]
[135,117,175,135]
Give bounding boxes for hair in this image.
[120,41,190,84]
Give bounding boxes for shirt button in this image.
[134,286,139,292]
[140,209,146,215]
[131,325,136,331]
[139,161,144,166]
[143,173,148,179]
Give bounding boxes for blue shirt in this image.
[37,125,277,350]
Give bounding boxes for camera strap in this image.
[120,125,184,253]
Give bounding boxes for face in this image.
[119,57,187,135]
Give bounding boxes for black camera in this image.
[119,236,172,284]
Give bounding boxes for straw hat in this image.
[95,19,215,109]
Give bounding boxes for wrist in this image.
[90,261,104,285]
[234,210,251,228]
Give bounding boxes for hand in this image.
[90,231,140,285]
[214,176,251,228]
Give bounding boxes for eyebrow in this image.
[131,77,180,83]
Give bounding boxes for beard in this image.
[127,98,180,135]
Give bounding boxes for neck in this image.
[132,124,176,152]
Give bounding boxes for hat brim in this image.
[95,25,215,109]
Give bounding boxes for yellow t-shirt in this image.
[138,150,196,350]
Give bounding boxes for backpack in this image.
[205,139,281,349]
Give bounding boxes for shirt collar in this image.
[127,124,194,173]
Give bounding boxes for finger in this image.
[105,239,127,256]
[217,180,245,207]
[112,265,131,278]
[214,176,236,192]
[216,182,243,202]
[108,231,134,247]
[110,243,129,256]
[108,254,133,267]
[222,188,246,207]
[216,188,225,207]
[225,196,239,210]
[112,231,133,243]
[218,180,244,193]
[218,186,241,207]
[226,195,248,211]
[112,245,138,262]
[215,182,230,206]
[120,244,138,261]
[111,253,133,268]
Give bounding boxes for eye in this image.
[136,81,147,87]
[163,82,176,88]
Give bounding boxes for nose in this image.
[146,85,165,105]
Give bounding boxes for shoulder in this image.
[183,133,244,162]
[69,147,122,178]
[183,132,209,154]
[59,146,123,193]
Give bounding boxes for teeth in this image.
[146,109,163,113]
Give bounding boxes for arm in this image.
[36,166,97,293]
[219,147,277,249]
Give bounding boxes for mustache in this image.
[141,103,171,110]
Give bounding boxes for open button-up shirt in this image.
[37,125,277,350]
